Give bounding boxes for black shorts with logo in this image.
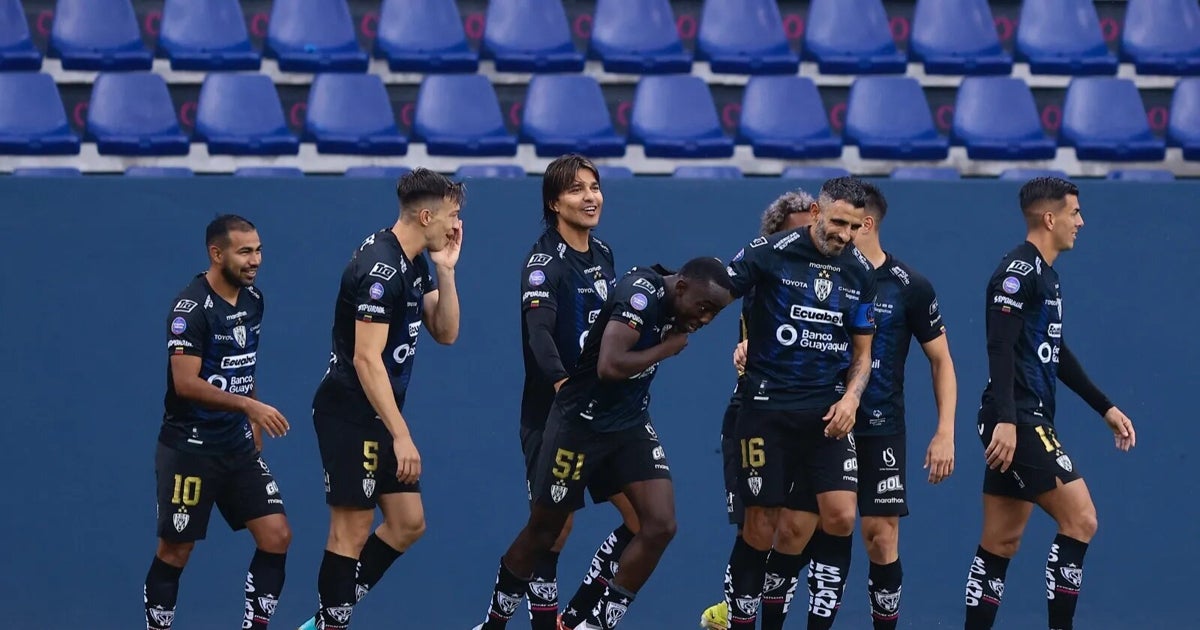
[313,383,420,509]
[521,423,618,505]
[736,407,856,511]
[531,406,671,512]
[855,433,909,517]
[155,441,286,542]
[978,410,1082,502]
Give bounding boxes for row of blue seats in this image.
[2,0,1199,76]
[3,71,1197,162]
[1,166,1181,182]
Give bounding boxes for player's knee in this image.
[742,509,777,550]
[861,519,898,563]
[774,511,817,552]
[639,513,677,550]
[382,514,426,547]
[819,506,856,537]
[1061,508,1098,542]
[258,521,292,554]
[156,540,195,567]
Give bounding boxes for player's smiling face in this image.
[217,228,262,287]
[673,280,733,333]
[812,200,866,257]
[553,167,602,232]
[1052,194,1083,251]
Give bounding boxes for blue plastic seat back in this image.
[266,0,366,69]
[804,0,901,64]
[697,0,796,70]
[0,72,80,154]
[740,76,831,143]
[86,72,186,144]
[846,77,938,142]
[375,0,476,71]
[591,0,688,62]
[159,0,258,69]
[522,75,618,142]
[631,75,723,141]
[1062,78,1155,145]
[1169,79,1200,145]
[953,77,1045,143]
[306,74,400,139]
[196,74,294,144]
[49,0,152,70]
[1121,0,1200,72]
[1016,0,1112,64]
[414,75,509,141]
[0,0,42,69]
[483,0,578,61]
[910,0,1010,68]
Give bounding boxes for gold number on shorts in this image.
[1034,426,1062,452]
[553,448,585,481]
[363,441,379,472]
[740,437,766,468]
[171,475,202,507]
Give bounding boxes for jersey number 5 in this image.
[363,441,379,472]
[553,448,586,481]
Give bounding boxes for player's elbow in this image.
[432,326,458,345]
[352,353,383,377]
[597,358,624,381]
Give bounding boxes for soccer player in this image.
[304,169,464,630]
[848,182,957,629]
[720,176,877,629]
[701,189,821,630]
[145,215,292,630]
[475,258,736,630]
[963,177,1136,630]
[516,154,641,630]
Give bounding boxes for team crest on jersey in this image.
[1056,455,1073,472]
[748,476,763,496]
[233,325,247,349]
[551,483,568,503]
[814,270,833,302]
[172,512,190,532]
[594,278,609,301]
[363,478,376,497]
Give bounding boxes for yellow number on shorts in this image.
[553,448,585,481]
[740,437,766,468]
[363,441,379,472]
[1034,426,1062,452]
[171,475,202,507]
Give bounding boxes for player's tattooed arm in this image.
[844,333,873,400]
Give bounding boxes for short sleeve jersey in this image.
[162,274,263,455]
[519,229,616,428]
[980,241,1063,425]
[725,227,877,411]
[555,265,673,433]
[856,254,946,436]
[321,229,436,418]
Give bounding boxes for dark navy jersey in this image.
[728,289,756,404]
[520,229,616,428]
[981,242,1063,425]
[856,254,946,436]
[726,227,877,411]
[319,229,436,420]
[162,274,263,455]
[556,265,673,433]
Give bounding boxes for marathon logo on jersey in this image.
[527,253,553,267]
[790,305,844,326]
[814,270,833,302]
[750,236,768,248]
[774,232,801,250]
[221,352,257,370]
[890,265,911,286]
[369,262,398,281]
[226,311,248,322]
[1007,260,1035,276]
[173,299,198,313]
[1048,323,1062,338]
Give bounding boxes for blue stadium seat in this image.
[597,165,634,179]
[739,76,840,159]
[630,76,733,158]
[952,77,1056,160]
[804,0,906,74]
[158,0,260,71]
[781,166,850,179]
[195,74,300,156]
[304,74,407,155]
[0,73,80,155]
[1061,78,1165,161]
[910,0,1012,75]
[49,0,152,70]
[455,164,526,178]
[413,75,518,156]
[344,166,412,178]
[12,167,82,176]
[1121,0,1200,76]
[374,0,477,73]
[125,167,194,176]
[1106,169,1175,181]
[0,0,43,70]
[673,166,743,179]
[86,73,189,156]
[265,0,369,73]
[591,0,692,74]
[998,168,1069,181]
[1168,79,1200,160]
[483,0,583,73]
[234,167,304,177]
[890,167,960,180]
[521,75,624,158]
[697,0,799,75]
[1016,0,1117,75]
[844,77,949,160]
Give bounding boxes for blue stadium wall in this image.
[0,178,1194,629]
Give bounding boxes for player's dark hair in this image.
[818,176,870,210]
[679,257,736,294]
[206,214,256,248]
[861,180,888,220]
[542,154,600,228]
[396,167,465,215]
[1019,177,1078,216]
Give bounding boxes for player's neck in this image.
[204,268,240,305]
[1026,232,1060,266]
[392,220,427,262]
[556,223,590,252]
[856,237,886,268]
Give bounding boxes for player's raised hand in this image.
[1103,407,1136,452]
[394,436,422,484]
[430,218,463,269]
[822,396,858,438]
[246,400,289,438]
[924,431,955,484]
[984,422,1016,473]
[732,340,748,373]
